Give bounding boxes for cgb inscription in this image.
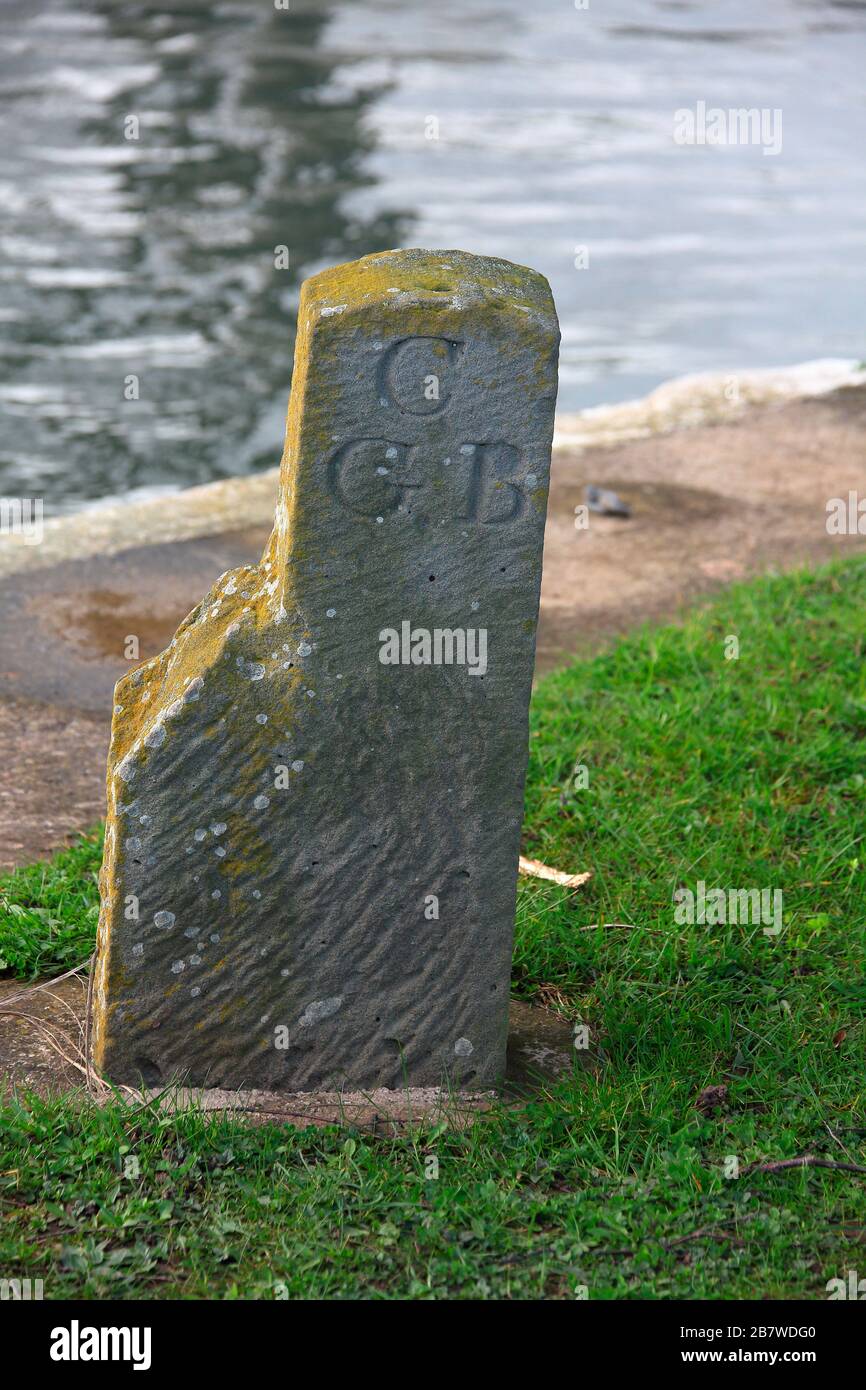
[330,336,529,524]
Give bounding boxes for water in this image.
[1,0,864,514]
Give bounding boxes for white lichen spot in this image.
[239,660,265,682]
[153,911,176,929]
[454,1037,474,1056]
[297,641,312,657]
[281,968,289,977]
[184,676,204,702]
[256,713,268,725]
[144,723,166,750]
[211,890,221,900]
[326,608,336,618]
[298,996,343,1027]
[291,760,304,773]
[214,845,226,858]
[117,755,137,784]
[190,954,202,966]
[252,889,262,900]
[253,794,270,811]
[132,943,144,957]
[210,823,227,836]
[171,960,185,974]
[210,932,220,943]
[194,828,207,841]
[191,986,201,998]
[320,303,346,317]
[376,516,384,524]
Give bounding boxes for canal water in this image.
[1,0,864,513]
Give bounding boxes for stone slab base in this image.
[0,982,581,1128]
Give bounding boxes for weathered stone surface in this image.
[92,247,559,1090]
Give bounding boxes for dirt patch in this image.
[0,526,271,716]
[40,587,188,664]
[0,980,577,1126]
[0,972,89,1095]
[0,529,270,867]
[0,698,107,871]
[538,384,866,666]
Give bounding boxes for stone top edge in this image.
[301,247,558,326]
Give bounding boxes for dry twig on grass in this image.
[744,1154,866,1178]
[518,856,591,889]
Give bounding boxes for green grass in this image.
[2,556,866,1299]
[0,830,102,978]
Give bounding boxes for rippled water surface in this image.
[1,0,865,512]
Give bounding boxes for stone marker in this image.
[92,248,559,1091]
